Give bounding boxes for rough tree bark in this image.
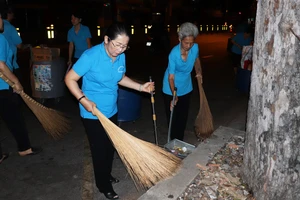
[243,0,300,199]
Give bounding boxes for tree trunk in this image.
[243,1,300,199]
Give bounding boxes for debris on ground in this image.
[178,136,254,200]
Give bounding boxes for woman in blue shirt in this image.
[162,22,203,141]
[65,23,154,200]
[0,8,42,163]
[67,11,92,67]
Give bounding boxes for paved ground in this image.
[0,32,250,200]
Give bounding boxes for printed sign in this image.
[33,64,53,92]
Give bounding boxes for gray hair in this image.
[178,22,199,40]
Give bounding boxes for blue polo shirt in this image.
[72,42,126,119]
[0,34,14,90]
[67,24,91,59]
[162,43,199,96]
[231,33,252,55]
[2,20,22,69]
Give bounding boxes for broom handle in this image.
[149,76,158,145]
[167,87,177,143]
[0,72,18,88]
[196,76,204,111]
[0,72,53,110]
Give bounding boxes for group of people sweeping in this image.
[64,22,202,199]
[0,5,203,199]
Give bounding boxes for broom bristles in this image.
[0,72,70,139]
[93,108,182,190]
[194,76,214,139]
[20,91,71,139]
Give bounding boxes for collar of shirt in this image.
[100,42,121,63]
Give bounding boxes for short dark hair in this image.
[1,5,14,19]
[105,22,130,40]
[72,10,83,20]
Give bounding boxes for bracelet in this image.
[139,84,142,92]
[78,95,86,102]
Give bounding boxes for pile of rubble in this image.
[178,136,254,200]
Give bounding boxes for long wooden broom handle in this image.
[196,76,204,111]
[0,72,18,88]
[0,71,53,110]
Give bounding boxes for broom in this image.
[0,72,71,139]
[194,75,214,140]
[92,107,182,190]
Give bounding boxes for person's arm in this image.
[86,38,91,49]
[11,25,22,49]
[0,61,23,92]
[194,57,202,75]
[65,53,95,113]
[194,57,203,84]
[231,39,242,50]
[65,69,95,113]
[68,42,74,66]
[86,27,92,48]
[118,75,154,93]
[167,52,177,97]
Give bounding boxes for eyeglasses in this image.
[108,37,130,51]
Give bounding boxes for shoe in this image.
[103,190,119,200]
[0,154,9,164]
[19,147,43,156]
[109,176,119,184]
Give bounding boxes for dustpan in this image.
[163,88,196,159]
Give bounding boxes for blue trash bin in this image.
[117,87,142,122]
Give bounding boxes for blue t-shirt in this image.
[162,43,199,96]
[73,42,126,119]
[0,34,14,90]
[231,33,252,55]
[67,24,91,58]
[2,20,22,69]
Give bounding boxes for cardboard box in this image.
[31,47,60,62]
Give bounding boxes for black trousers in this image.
[0,142,2,156]
[231,52,242,69]
[82,114,117,193]
[163,92,191,141]
[0,90,31,151]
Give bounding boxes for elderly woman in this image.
[162,22,202,141]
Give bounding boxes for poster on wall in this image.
[33,64,53,92]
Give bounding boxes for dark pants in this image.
[231,53,242,69]
[0,90,31,151]
[82,114,117,193]
[0,142,2,156]
[163,92,191,141]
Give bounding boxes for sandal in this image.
[19,147,43,156]
[0,154,9,164]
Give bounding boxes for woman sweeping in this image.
[0,7,42,162]
[162,22,202,141]
[65,23,154,199]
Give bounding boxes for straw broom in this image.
[0,72,70,139]
[194,75,214,140]
[92,107,182,190]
